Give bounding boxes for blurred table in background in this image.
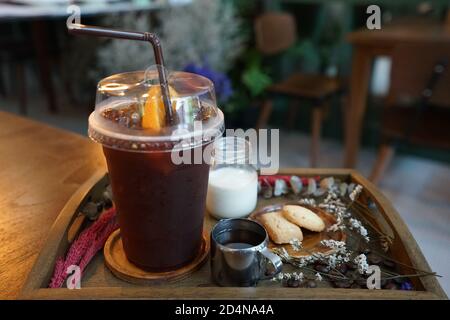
[344,17,450,168]
[0,0,169,20]
[0,0,174,114]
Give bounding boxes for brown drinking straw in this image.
[68,23,174,125]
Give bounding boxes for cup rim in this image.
[211,218,268,252]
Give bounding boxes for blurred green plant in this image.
[222,47,276,118]
[241,50,272,97]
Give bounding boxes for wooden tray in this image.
[19,169,447,299]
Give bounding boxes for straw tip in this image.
[67,23,83,32]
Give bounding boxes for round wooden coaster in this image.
[104,229,209,285]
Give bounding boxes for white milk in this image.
[206,167,258,219]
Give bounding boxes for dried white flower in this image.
[320,240,346,252]
[327,224,338,232]
[292,272,304,281]
[273,247,291,262]
[320,191,351,219]
[327,255,337,268]
[298,198,316,206]
[315,273,323,281]
[354,254,369,274]
[348,218,370,241]
[273,272,304,282]
[326,215,346,232]
[349,184,363,201]
[274,272,284,281]
[295,254,317,267]
[289,238,303,252]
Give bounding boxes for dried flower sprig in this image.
[349,185,363,202]
[348,218,370,242]
[270,176,439,290]
[298,198,316,207]
[320,240,347,252]
[289,238,303,252]
[354,254,369,275]
[273,272,304,282]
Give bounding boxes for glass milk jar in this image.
[206,137,258,219]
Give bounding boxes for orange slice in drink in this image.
[142,85,177,130]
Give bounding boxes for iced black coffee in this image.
[88,70,224,271]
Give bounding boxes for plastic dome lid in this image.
[88,67,225,152]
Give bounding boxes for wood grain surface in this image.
[0,111,105,299]
[104,229,210,285]
[347,18,450,46]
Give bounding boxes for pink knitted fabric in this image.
[49,207,118,288]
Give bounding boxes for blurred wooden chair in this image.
[254,12,345,167]
[369,44,450,184]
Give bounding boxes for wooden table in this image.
[344,18,450,167]
[0,111,105,299]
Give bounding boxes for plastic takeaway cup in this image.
[88,67,224,271]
